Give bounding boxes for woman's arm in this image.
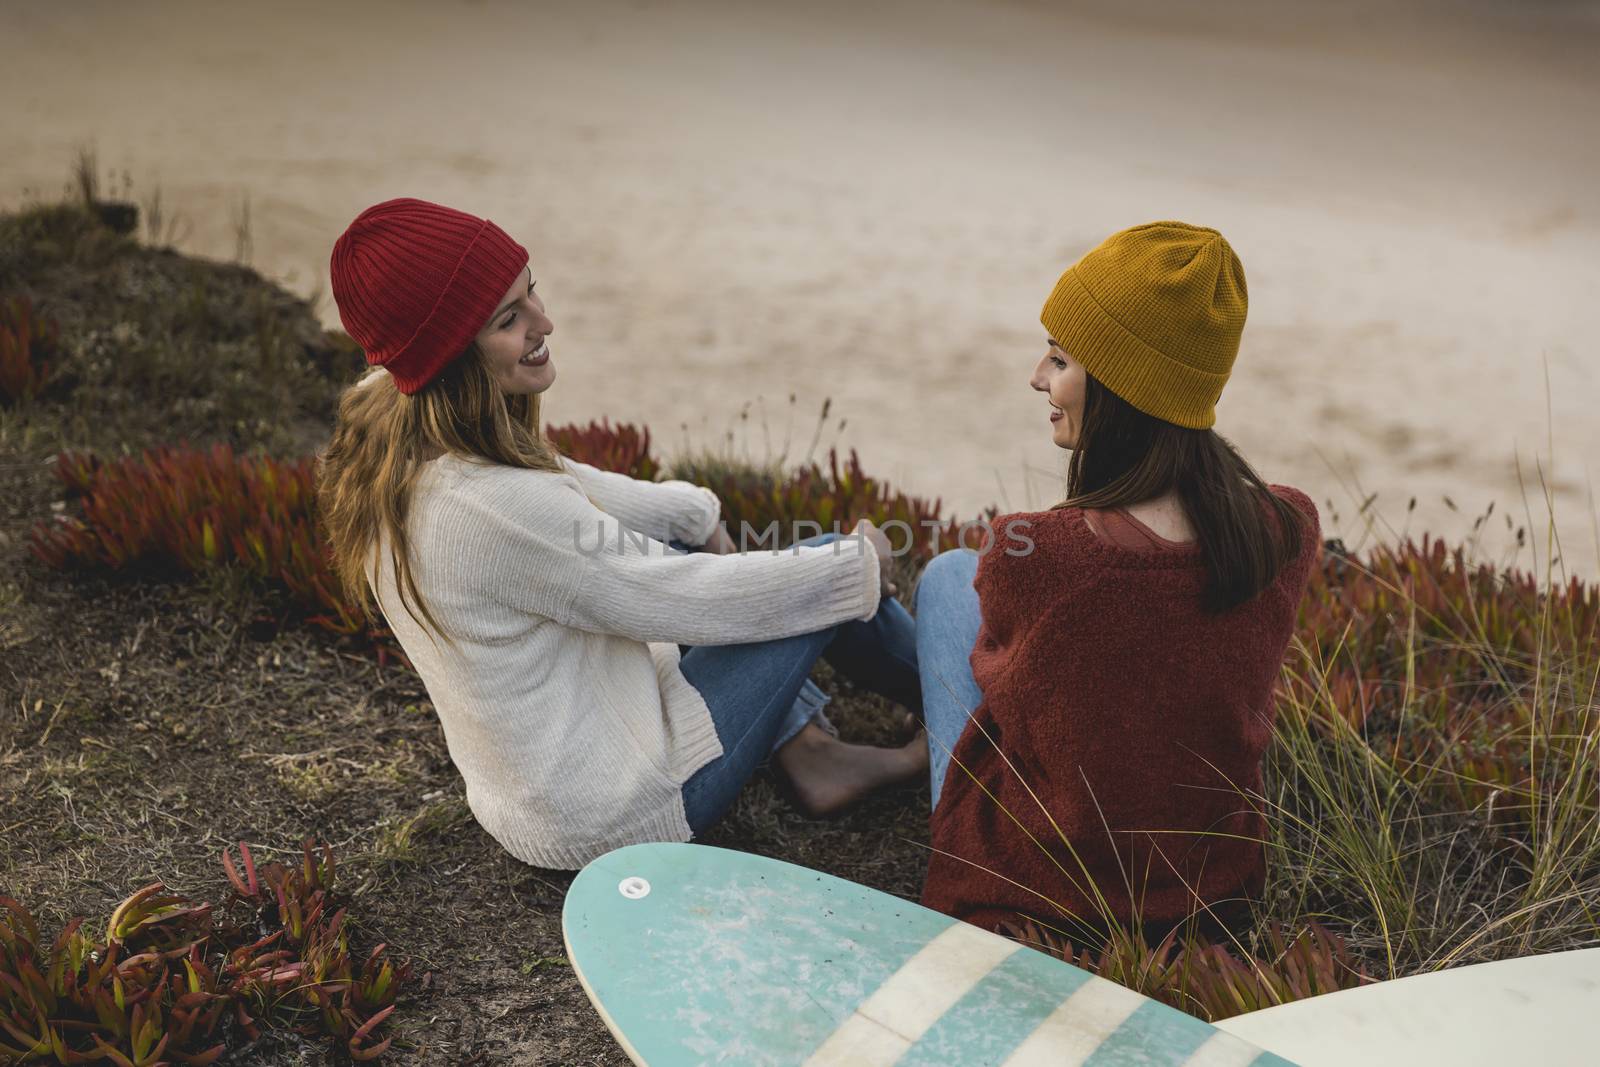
[487,469,881,647]
[559,456,721,547]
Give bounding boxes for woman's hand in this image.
[854,519,898,598]
[702,524,737,555]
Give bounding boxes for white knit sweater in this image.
[365,452,882,869]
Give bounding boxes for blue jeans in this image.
[913,548,984,810]
[676,533,921,833]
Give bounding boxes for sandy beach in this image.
[4,0,1597,576]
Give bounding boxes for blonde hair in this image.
[315,343,565,649]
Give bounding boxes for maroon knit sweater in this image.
[921,486,1321,935]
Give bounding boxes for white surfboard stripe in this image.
[1184,1030,1271,1067]
[802,922,1021,1066]
[998,975,1148,1066]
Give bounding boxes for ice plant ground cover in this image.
[0,841,407,1064]
[2,193,1596,1062]
[0,295,58,406]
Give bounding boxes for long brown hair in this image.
[315,344,565,649]
[1053,373,1306,613]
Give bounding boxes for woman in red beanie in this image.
[316,197,926,870]
[914,221,1321,946]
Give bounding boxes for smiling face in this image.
[1031,338,1087,449]
[475,265,556,395]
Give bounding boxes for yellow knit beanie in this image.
[1041,220,1246,430]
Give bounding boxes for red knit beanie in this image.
[330,197,529,395]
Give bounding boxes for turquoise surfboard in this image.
[561,842,1294,1066]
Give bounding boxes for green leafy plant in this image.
[0,841,409,1065]
[220,841,408,1061]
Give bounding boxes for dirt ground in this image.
[0,565,929,1064]
[0,207,931,1063]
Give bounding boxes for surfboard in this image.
[1214,946,1600,1066]
[561,842,1292,1066]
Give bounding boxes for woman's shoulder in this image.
[980,507,1088,557]
[1263,483,1322,544]
[990,502,1208,573]
[971,507,1128,586]
[419,453,588,515]
[427,451,576,482]
[990,487,1318,542]
[1265,483,1318,519]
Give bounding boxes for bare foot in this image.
[775,723,930,818]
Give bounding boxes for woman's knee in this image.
[914,548,979,609]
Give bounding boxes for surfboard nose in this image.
[561,843,1290,1067]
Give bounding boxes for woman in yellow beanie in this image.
[913,221,1323,944]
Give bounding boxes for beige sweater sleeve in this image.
[487,467,882,647]
[558,456,722,546]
